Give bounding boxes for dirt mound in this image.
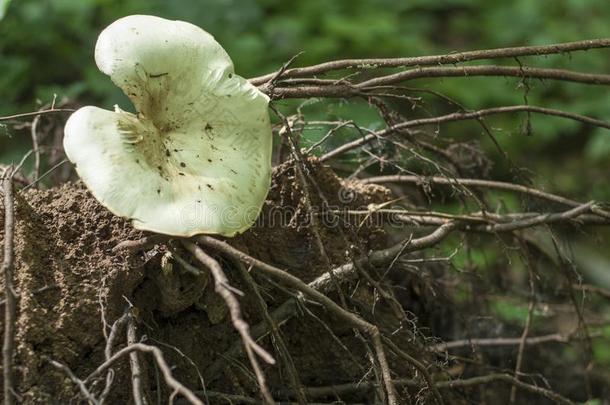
[1,158,411,403]
[1,183,144,402]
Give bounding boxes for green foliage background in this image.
[1,0,609,175]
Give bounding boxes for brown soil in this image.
[1,158,427,404]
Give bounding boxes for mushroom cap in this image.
[64,15,272,237]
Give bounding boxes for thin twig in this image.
[0,108,75,121]
[182,241,277,405]
[127,312,145,405]
[30,114,41,183]
[235,261,308,405]
[430,331,582,352]
[2,167,17,405]
[197,236,454,405]
[206,223,456,383]
[320,105,610,161]
[99,311,129,404]
[382,337,445,405]
[278,373,575,405]
[357,65,610,88]
[264,65,610,98]
[510,242,536,404]
[85,343,203,405]
[21,158,69,191]
[47,358,100,405]
[361,174,610,217]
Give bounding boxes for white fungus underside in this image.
[63,15,272,237]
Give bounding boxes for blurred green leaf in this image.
[0,0,10,20]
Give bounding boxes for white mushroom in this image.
[63,15,272,237]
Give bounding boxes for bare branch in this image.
[357,65,610,89]
[0,108,75,122]
[206,223,457,380]
[320,105,610,161]
[250,38,610,85]
[47,358,100,405]
[235,260,308,405]
[30,114,42,183]
[127,313,145,405]
[182,241,277,405]
[278,373,575,405]
[430,331,585,352]
[2,167,17,405]
[85,343,203,405]
[361,174,609,216]
[196,235,457,405]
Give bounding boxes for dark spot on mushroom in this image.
[197,200,201,203]
[136,159,140,163]
[157,189,161,194]
[173,149,179,152]
[207,159,212,163]
[219,158,223,162]
[198,185,202,190]
[228,73,233,78]
[149,72,169,78]
[205,123,213,131]
[206,184,214,190]
[230,169,238,174]
[196,154,200,158]
[157,166,162,171]
[165,150,171,157]
[180,162,186,168]
[179,172,185,176]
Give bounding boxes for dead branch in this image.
[320,105,610,161]
[182,241,277,405]
[575,284,610,299]
[30,114,41,183]
[250,38,610,85]
[85,343,203,405]
[484,202,594,232]
[361,174,610,218]
[99,311,129,404]
[279,373,575,405]
[47,358,100,405]
[205,221,457,380]
[196,235,460,405]
[2,167,17,405]
[510,243,537,404]
[127,312,145,405]
[264,65,610,98]
[0,108,75,122]
[235,260,308,405]
[358,65,610,88]
[430,331,586,352]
